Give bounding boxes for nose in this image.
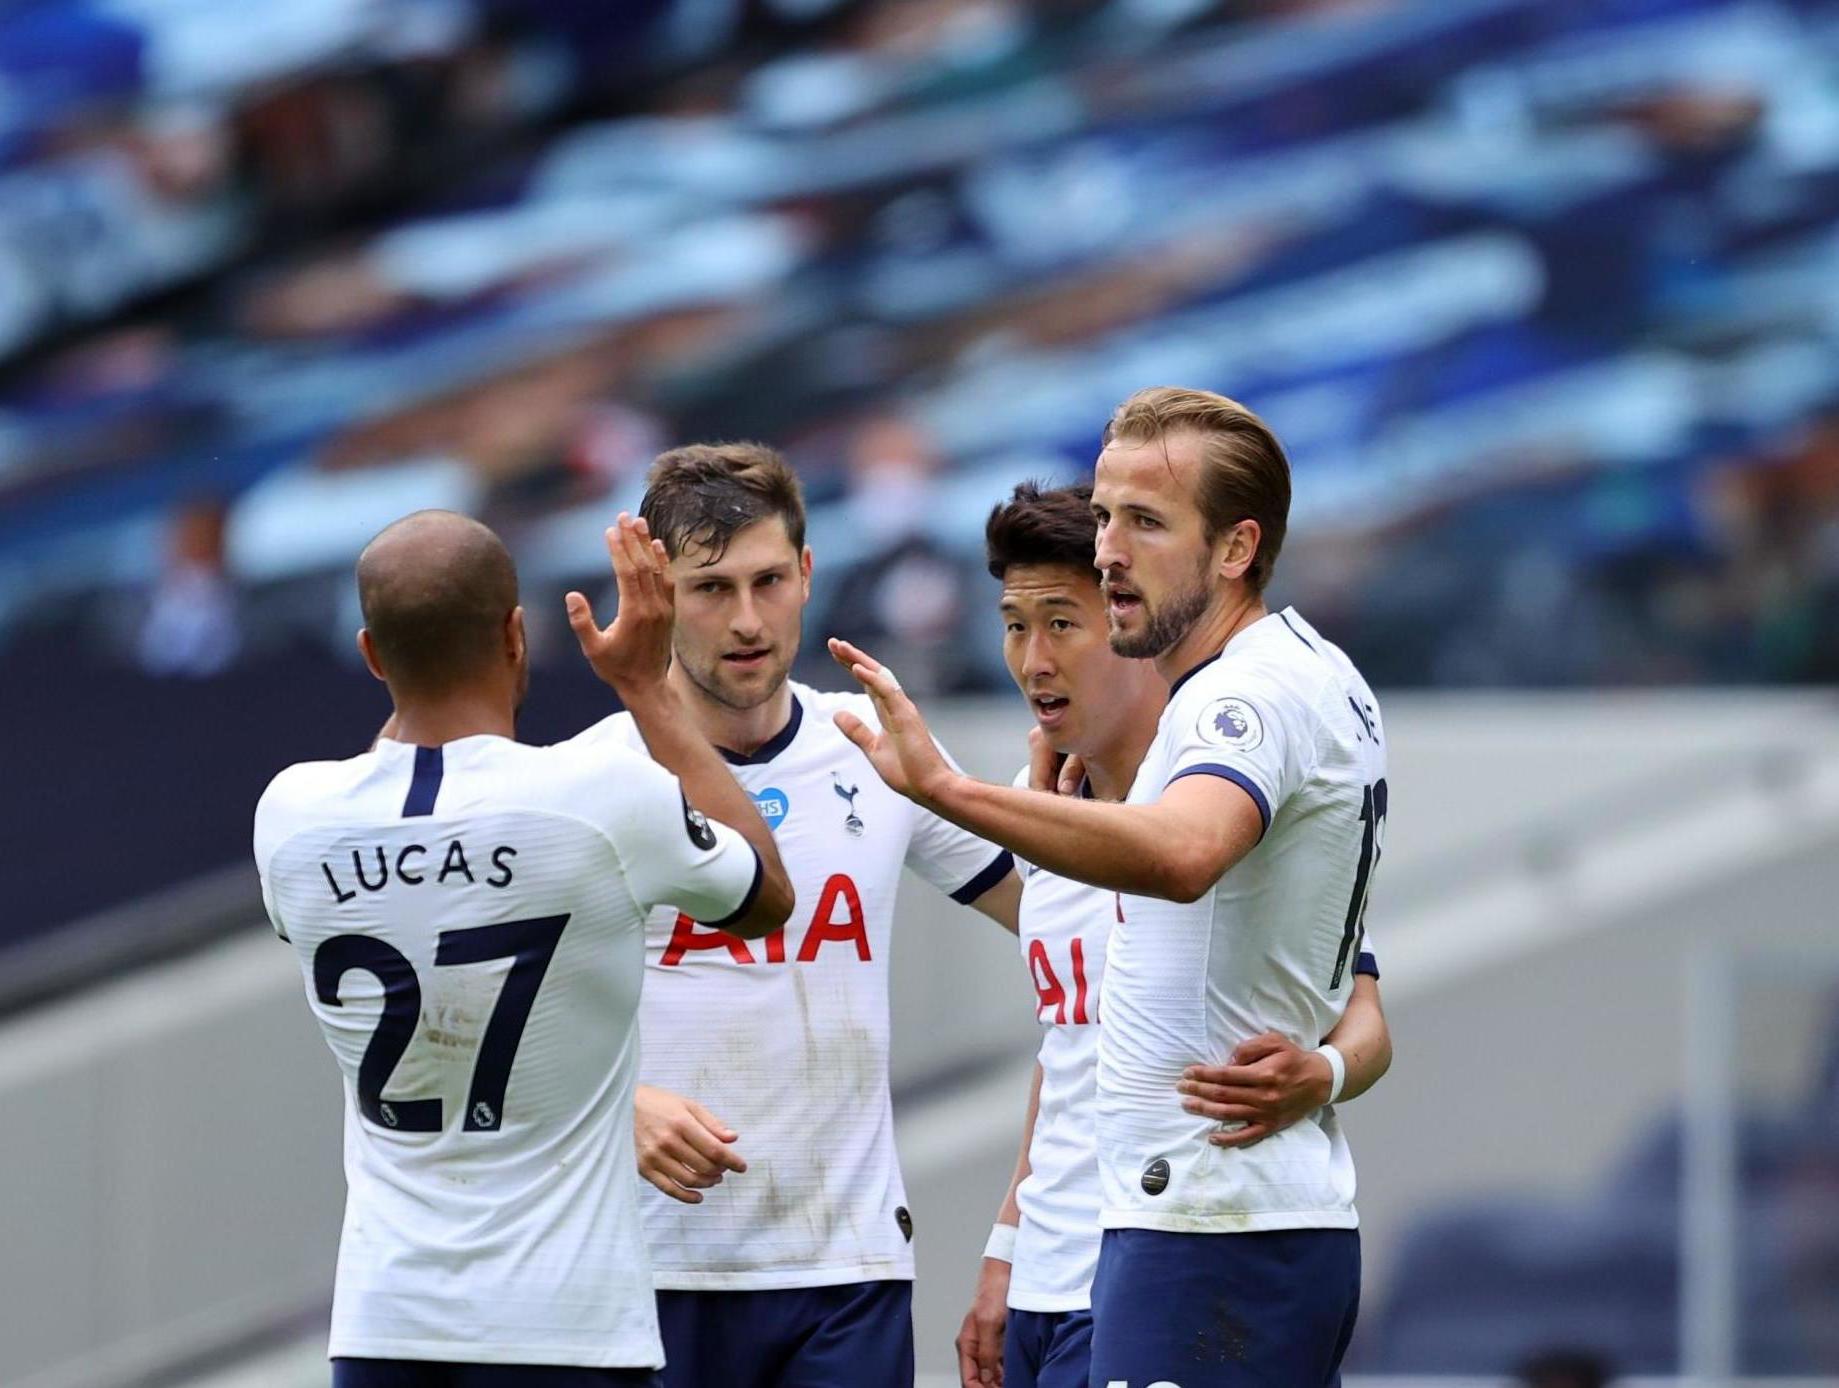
[1022,629,1056,682]
[731,588,765,641]
[1095,515,1128,575]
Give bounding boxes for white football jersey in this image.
[1099,607,1387,1234]
[1008,766,1383,1308]
[569,683,1012,1290]
[254,734,762,1367]
[1008,775,1111,1313]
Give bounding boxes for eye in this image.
[697,581,725,594]
[758,573,781,587]
[1004,621,1024,634]
[1135,514,1159,530]
[1050,618,1074,632]
[1092,508,1110,525]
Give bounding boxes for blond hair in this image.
[1103,387,1291,592]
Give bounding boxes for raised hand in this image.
[634,1084,748,1205]
[1177,1032,1335,1150]
[566,513,675,697]
[827,637,953,805]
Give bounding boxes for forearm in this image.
[925,774,1201,901]
[1323,977,1391,1104]
[996,1063,1041,1227]
[621,684,790,929]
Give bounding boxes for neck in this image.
[667,661,796,757]
[387,688,515,747]
[1079,673,1168,802]
[1153,586,1268,687]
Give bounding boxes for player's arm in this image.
[1179,974,1392,1149]
[830,637,1258,902]
[618,683,793,939]
[568,515,793,938]
[966,869,1022,933]
[957,1062,1039,1387]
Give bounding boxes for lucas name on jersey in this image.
[317,838,518,903]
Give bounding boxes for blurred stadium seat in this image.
[5,1,1839,1384]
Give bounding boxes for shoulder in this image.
[794,683,878,729]
[1168,652,1306,756]
[253,756,368,860]
[556,709,642,753]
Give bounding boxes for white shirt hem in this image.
[652,1261,915,1292]
[1098,1208,1359,1234]
[327,1336,663,1368]
[1006,1288,1093,1314]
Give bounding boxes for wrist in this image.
[1312,1043,1347,1105]
[916,765,964,815]
[982,1221,1018,1263]
[618,680,681,719]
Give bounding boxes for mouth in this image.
[1104,584,1143,620]
[723,648,771,670]
[1031,693,1071,726]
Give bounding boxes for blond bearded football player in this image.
[255,512,792,1388]
[952,481,1393,1388]
[565,444,1022,1388]
[832,389,1389,1388]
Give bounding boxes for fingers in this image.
[686,1098,740,1146]
[675,1111,747,1175]
[1209,1121,1276,1150]
[638,1163,706,1205]
[834,710,876,755]
[955,1327,981,1388]
[1182,1097,1263,1122]
[605,514,670,615]
[955,1315,1003,1387]
[827,636,882,676]
[1228,1032,1290,1065]
[1058,752,1086,798]
[1182,1062,1267,1093]
[975,1317,1004,1385]
[564,590,601,651]
[1027,727,1058,793]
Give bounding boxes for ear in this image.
[506,606,527,665]
[357,629,387,683]
[1217,519,1261,585]
[799,545,814,600]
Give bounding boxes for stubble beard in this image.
[1106,570,1211,661]
[678,639,793,713]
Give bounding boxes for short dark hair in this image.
[357,510,518,693]
[985,481,1098,581]
[1103,386,1291,592]
[639,442,807,565]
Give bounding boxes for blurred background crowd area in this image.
[8,0,1839,930]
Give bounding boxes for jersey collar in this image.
[1167,607,1300,700]
[717,695,803,766]
[1167,650,1224,701]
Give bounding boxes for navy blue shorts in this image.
[333,1360,660,1387]
[654,1281,913,1388]
[1005,1307,1094,1388]
[1088,1228,1359,1388]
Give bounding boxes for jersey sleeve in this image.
[1355,921,1380,979]
[252,772,297,942]
[597,753,764,926]
[1160,671,1312,841]
[903,736,1013,904]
